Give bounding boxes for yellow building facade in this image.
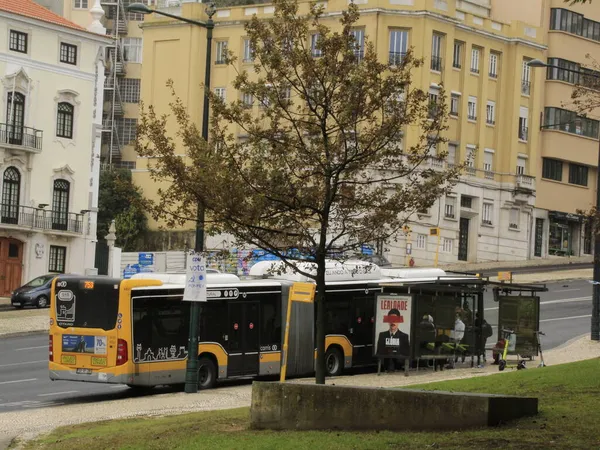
[134,0,547,265]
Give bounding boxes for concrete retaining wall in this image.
[250,382,538,431]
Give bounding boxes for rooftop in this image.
[0,0,87,32]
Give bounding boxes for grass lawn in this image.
[21,358,600,450]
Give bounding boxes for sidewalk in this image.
[1,334,598,449]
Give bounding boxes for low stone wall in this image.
[250,382,538,431]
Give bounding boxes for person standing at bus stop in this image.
[376,308,410,372]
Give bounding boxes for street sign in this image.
[138,253,154,266]
[184,252,207,302]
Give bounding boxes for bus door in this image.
[350,295,375,365]
[226,301,260,376]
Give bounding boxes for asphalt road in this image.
[0,279,592,413]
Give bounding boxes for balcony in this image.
[389,52,406,66]
[0,123,43,152]
[521,80,531,96]
[0,204,83,234]
[431,56,443,72]
[516,174,536,191]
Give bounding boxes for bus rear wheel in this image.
[325,347,344,377]
[197,357,217,390]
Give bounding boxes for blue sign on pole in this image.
[138,253,154,266]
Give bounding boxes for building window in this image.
[6,92,25,145]
[521,59,531,95]
[483,150,493,174]
[428,89,439,119]
[122,37,143,63]
[450,94,460,117]
[442,238,453,253]
[470,47,480,73]
[52,179,70,231]
[543,107,600,139]
[215,41,228,64]
[60,43,77,65]
[452,41,462,69]
[482,202,493,225]
[444,196,456,219]
[214,87,226,100]
[389,30,408,65]
[56,103,74,139]
[124,0,153,20]
[350,29,365,60]
[542,158,563,181]
[242,92,253,108]
[9,30,27,54]
[73,0,88,8]
[465,145,476,172]
[49,246,67,273]
[467,96,477,121]
[460,196,473,209]
[447,143,457,167]
[119,78,141,103]
[517,156,526,175]
[116,118,138,145]
[243,38,254,62]
[545,58,600,86]
[519,107,529,141]
[569,163,589,186]
[431,33,443,71]
[550,8,600,42]
[416,234,427,249]
[509,208,520,229]
[486,101,495,125]
[1,167,20,224]
[489,52,499,78]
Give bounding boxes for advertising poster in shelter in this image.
[374,294,412,359]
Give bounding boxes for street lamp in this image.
[127,1,217,392]
[529,59,600,341]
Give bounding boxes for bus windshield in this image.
[54,277,121,330]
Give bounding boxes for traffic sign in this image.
[184,252,207,302]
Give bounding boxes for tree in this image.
[566,0,592,3]
[136,0,461,384]
[97,168,148,251]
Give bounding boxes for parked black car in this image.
[11,274,56,309]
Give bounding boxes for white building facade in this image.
[0,0,109,296]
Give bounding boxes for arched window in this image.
[52,179,70,231]
[1,167,20,225]
[56,102,74,139]
[6,92,25,145]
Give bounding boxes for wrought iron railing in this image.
[0,123,43,150]
[0,204,83,233]
[430,55,443,72]
[389,52,406,66]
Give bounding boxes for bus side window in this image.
[199,301,226,345]
[261,299,281,348]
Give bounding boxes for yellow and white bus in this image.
[48,262,461,389]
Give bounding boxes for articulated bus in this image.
[48,261,462,389]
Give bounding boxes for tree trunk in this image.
[315,251,327,385]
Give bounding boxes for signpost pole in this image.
[280,294,294,383]
[184,250,207,394]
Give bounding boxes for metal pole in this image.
[592,137,600,340]
[184,17,214,394]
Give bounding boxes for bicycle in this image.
[497,328,527,372]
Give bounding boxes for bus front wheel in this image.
[197,357,217,390]
[325,347,344,377]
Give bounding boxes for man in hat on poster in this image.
[376,308,410,371]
